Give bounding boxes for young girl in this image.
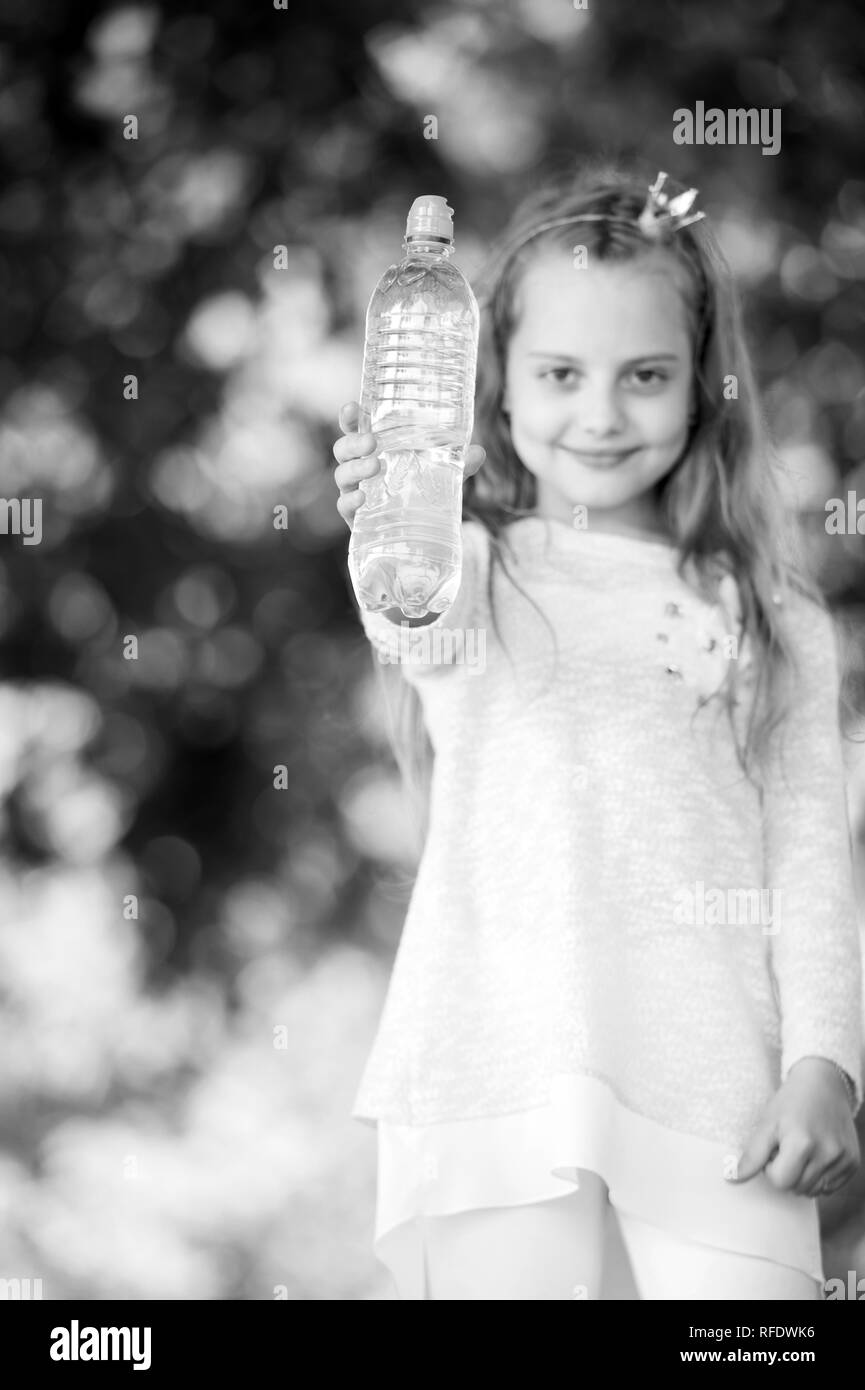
[332,164,863,1300]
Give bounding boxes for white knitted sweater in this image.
[351,515,863,1150]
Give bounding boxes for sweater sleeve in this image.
[762,592,864,1113]
[353,517,489,681]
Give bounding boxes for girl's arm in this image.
[729,594,863,1197]
[762,594,863,1108]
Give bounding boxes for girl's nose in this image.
[580,385,625,435]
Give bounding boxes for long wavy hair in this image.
[373,158,829,863]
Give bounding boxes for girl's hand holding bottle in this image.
[332,401,486,533]
[728,1056,860,1197]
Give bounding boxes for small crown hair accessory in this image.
[636,171,705,240]
[479,172,707,301]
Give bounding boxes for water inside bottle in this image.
[349,429,465,619]
[349,311,475,619]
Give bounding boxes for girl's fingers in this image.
[808,1152,855,1198]
[764,1134,813,1192]
[334,453,381,505]
[332,404,379,531]
[337,489,366,530]
[334,403,480,531]
[796,1150,836,1197]
[727,1118,777,1183]
[463,444,486,480]
[333,405,377,491]
[333,431,378,468]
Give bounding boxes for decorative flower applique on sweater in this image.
[655,573,762,700]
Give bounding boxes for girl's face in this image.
[502,250,695,534]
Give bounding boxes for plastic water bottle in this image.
[348,195,479,620]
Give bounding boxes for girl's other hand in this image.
[725,1057,860,1196]
[332,401,486,532]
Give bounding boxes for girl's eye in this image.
[540,367,670,388]
[628,368,669,387]
[542,367,579,385]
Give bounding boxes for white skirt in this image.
[373,1073,823,1299]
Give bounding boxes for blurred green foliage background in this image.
[0,0,863,1299]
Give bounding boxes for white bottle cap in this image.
[405,195,454,244]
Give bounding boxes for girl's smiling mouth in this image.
[561,446,639,468]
